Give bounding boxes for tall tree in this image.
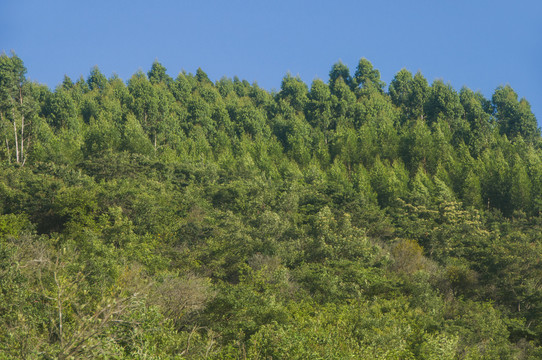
[87,66,108,91]
[279,74,308,112]
[306,79,333,142]
[195,67,212,85]
[0,52,33,165]
[492,85,539,142]
[425,80,464,123]
[353,58,385,93]
[389,69,413,108]
[459,87,493,155]
[147,60,171,85]
[409,72,430,121]
[389,69,429,122]
[329,61,353,93]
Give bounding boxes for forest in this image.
[1,52,542,359]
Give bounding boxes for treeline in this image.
[1,52,542,358]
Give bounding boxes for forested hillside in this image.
[1,52,542,359]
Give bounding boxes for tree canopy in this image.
[1,53,542,358]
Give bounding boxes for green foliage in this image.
[493,85,539,142]
[87,65,108,91]
[329,60,353,92]
[279,73,308,112]
[0,57,542,358]
[147,60,171,85]
[354,57,386,92]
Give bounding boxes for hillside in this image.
[1,53,542,359]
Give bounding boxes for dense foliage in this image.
[1,52,542,359]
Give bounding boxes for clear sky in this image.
[1,0,541,121]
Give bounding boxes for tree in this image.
[127,71,165,148]
[306,79,333,140]
[278,73,308,112]
[353,58,385,93]
[389,69,429,122]
[61,75,74,91]
[480,148,510,214]
[409,72,430,121]
[509,154,532,213]
[409,165,435,207]
[425,80,464,123]
[122,113,154,155]
[370,157,408,207]
[195,67,212,85]
[0,52,34,165]
[462,169,483,208]
[459,87,493,155]
[493,85,539,142]
[389,68,413,108]
[147,60,171,85]
[330,77,356,123]
[44,88,78,131]
[329,61,353,93]
[87,66,108,91]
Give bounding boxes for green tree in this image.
[493,85,539,142]
[459,87,493,155]
[147,60,171,85]
[329,61,353,92]
[389,68,413,108]
[127,71,173,148]
[353,58,385,93]
[425,80,464,124]
[330,77,356,122]
[509,154,532,213]
[462,169,483,208]
[122,113,154,155]
[306,79,333,140]
[388,69,429,122]
[410,71,430,121]
[60,75,74,90]
[44,88,78,131]
[0,52,34,165]
[278,73,308,112]
[87,66,108,91]
[195,67,212,85]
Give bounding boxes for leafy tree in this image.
[195,67,212,85]
[462,169,483,208]
[493,85,539,142]
[278,73,308,112]
[329,60,353,92]
[122,113,154,155]
[353,58,385,92]
[44,88,78,130]
[330,77,356,122]
[147,60,171,85]
[0,52,34,164]
[389,68,413,109]
[87,65,108,91]
[459,87,493,155]
[425,80,464,123]
[509,154,532,213]
[410,71,430,121]
[306,79,333,140]
[61,75,74,90]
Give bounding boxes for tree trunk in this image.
[13,119,19,163]
[54,270,64,348]
[5,138,10,164]
[20,89,24,165]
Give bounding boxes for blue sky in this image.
[2,0,541,121]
